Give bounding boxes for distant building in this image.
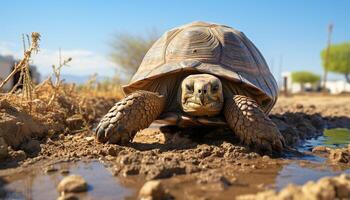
[322,80,350,94]
[0,55,40,91]
[281,71,350,94]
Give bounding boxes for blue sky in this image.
[1,0,349,82]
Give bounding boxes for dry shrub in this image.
[0,33,41,109]
[0,33,120,137]
[3,77,118,137]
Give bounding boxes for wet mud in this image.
[0,95,350,199]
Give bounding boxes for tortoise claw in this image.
[94,90,165,145]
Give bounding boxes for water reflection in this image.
[300,128,350,151]
[323,128,350,147]
[276,163,350,191]
[3,161,132,200]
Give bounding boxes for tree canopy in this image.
[109,31,159,79]
[291,71,320,84]
[321,42,350,83]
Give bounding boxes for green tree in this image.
[291,71,320,91]
[110,30,159,79]
[321,42,350,83]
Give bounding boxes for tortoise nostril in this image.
[198,89,201,93]
[203,90,207,94]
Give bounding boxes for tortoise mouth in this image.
[183,100,223,117]
[186,100,219,108]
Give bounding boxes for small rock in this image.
[329,149,350,163]
[57,175,88,193]
[139,180,171,200]
[262,155,270,160]
[146,165,186,180]
[59,134,65,140]
[107,146,119,156]
[11,150,27,161]
[123,166,140,176]
[312,146,329,153]
[66,115,85,130]
[105,155,115,161]
[45,165,58,173]
[85,136,94,143]
[296,104,304,109]
[0,137,8,159]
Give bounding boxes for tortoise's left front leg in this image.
[224,95,285,153]
[95,90,165,144]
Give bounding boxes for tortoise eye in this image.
[186,84,193,92]
[212,85,219,92]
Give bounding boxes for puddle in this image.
[299,128,350,151]
[276,163,350,191]
[276,128,350,190]
[2,161,133,200]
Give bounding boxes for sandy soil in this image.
[0,94,350,199]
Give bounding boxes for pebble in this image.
[59,134,65,140]
[296,104,304,109]
[85,136,94,142]
[45,165,58,173]
[138,180,170,200]
[12,150,27,161]
[312,146,329,153]
[107,146,119,156]
[57,175,88,193]
[262,155,270,160]
[329,149,350,163]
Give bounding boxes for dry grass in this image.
[0,33,41,112]
[77,74,124,99]
[0,33,122,136]
[48,48,72,106]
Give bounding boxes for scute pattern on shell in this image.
[123,21,278,113]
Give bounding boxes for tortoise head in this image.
[180,74,224,117]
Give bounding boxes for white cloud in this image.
[0,42,119,77]
[0,41,18,56]
[31,49,117,77]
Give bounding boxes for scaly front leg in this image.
[224,95,285,153]
[95,90,165,144]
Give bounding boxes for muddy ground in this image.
[0,94,350,199]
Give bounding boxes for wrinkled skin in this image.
[95,73,285,154]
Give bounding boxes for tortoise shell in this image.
[123,21,278,113]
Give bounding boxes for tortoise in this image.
[95,21,285,152]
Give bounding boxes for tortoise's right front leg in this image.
[95,90,165,144]
[224,95,285,154]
